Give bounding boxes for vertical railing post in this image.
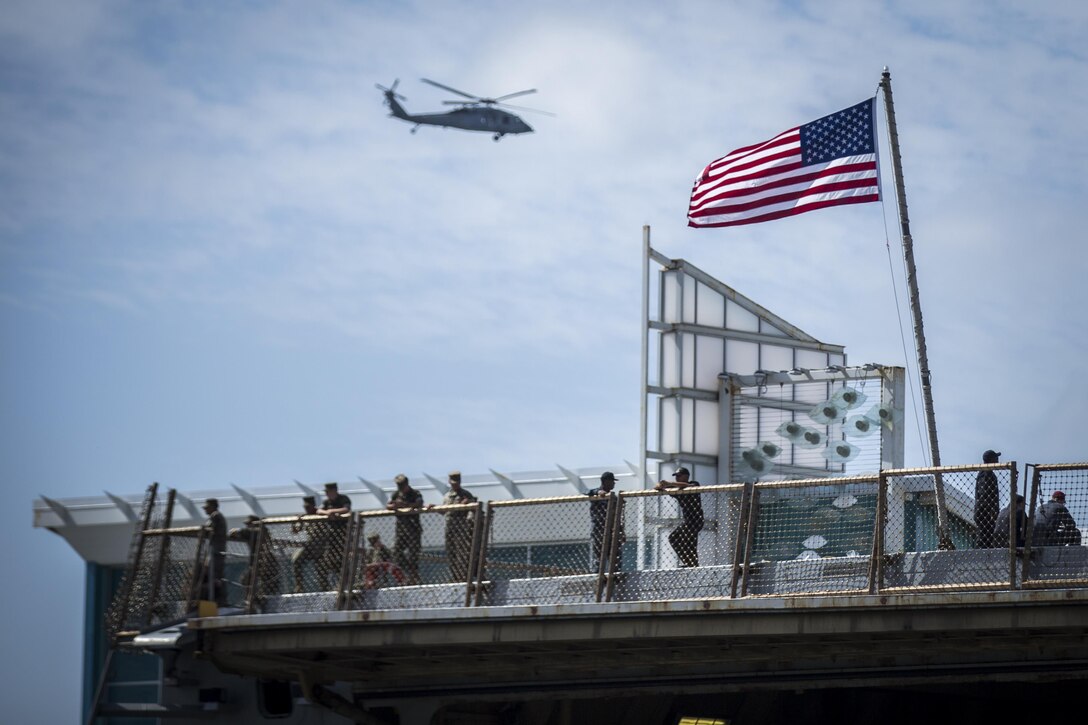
[1021,465,1042,586]
[730,482,754,599]
[472,505,495,607]
[869,471,888,594]
[185,528,208,613]
[463,502,484,607]
[594,494,616,602]
[1008,464,1020,590]
[336,513,362,611]
[113,483,159,635]
[144,489,176,627]
[740,486,760,597]
[244,522,267,615]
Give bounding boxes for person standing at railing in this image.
[974,450,1001,548]
[202,498,228,605]
[290,496,322,593]
[388,474,424,584]
[655,467,703,568]
[587,471,617,572]
[428,470,477,582]
[317,482,352,589]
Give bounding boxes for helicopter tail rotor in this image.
[375,79,406,101]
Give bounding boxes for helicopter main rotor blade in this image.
[420,78,479,101]
[493,89,537,102]
[496,102,556,117]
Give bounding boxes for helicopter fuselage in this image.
[383,90,533,139]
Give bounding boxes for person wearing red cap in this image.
[1035,490,1081,546]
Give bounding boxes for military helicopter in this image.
[377,78,553,141]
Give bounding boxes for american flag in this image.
[688,98,880,228]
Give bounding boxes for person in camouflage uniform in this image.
[387,474,425,584]
[316,482,352,589]
[438,471,478,582]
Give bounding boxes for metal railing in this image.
[105,462,1087,635]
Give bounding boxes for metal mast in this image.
[879,67,953,549]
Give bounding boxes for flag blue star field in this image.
[688,98,880,228]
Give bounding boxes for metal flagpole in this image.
[637,225,650,569]
[879,67,954,550]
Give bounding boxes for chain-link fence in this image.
[610,485,744,602]
[245,514,352,614]
[145,527,205,625]
[878,463,1018,591]
[1023,463,1088,587]
[106,485,175,638]
[106,468,1086,625]
[343,505,482,611]
[479,496,608,605]
[741,476,879,597]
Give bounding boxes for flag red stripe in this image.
[689,177,879,219]
[690,160,877,210]
[688,195,879,228]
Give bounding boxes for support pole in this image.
[638,225,651,569]
[879,67,953,550]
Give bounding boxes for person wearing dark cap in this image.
[655,467,704,567]
[1035,490,1081,546]
[387,474,424,584]
[587,471,620,572]
[435,471,478,582]
[202,498,228,605]
[974,450,1001,548]
[291,495,322,593]
[316,483,352,590]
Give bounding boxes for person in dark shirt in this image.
[974,450,1001,548]
[202,498,228,605]
[1035,490,1081,546]
[317,482,352,589]
[655,467,704,567]
[587,471,617,572]
[387,474,425,584]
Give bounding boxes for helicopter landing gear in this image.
[411,125,419,134]
[493,133,502,142]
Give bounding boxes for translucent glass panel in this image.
[696,282,725,328]
[726,340,759,373]
[661,332,679,388]
[761,344,794,371]
[694,400,719,455]
[662,270,682,324]
[695,336,723,390]
[795,349,831,370]
[726,299,759,331]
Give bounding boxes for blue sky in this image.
[3,1,1087,721]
